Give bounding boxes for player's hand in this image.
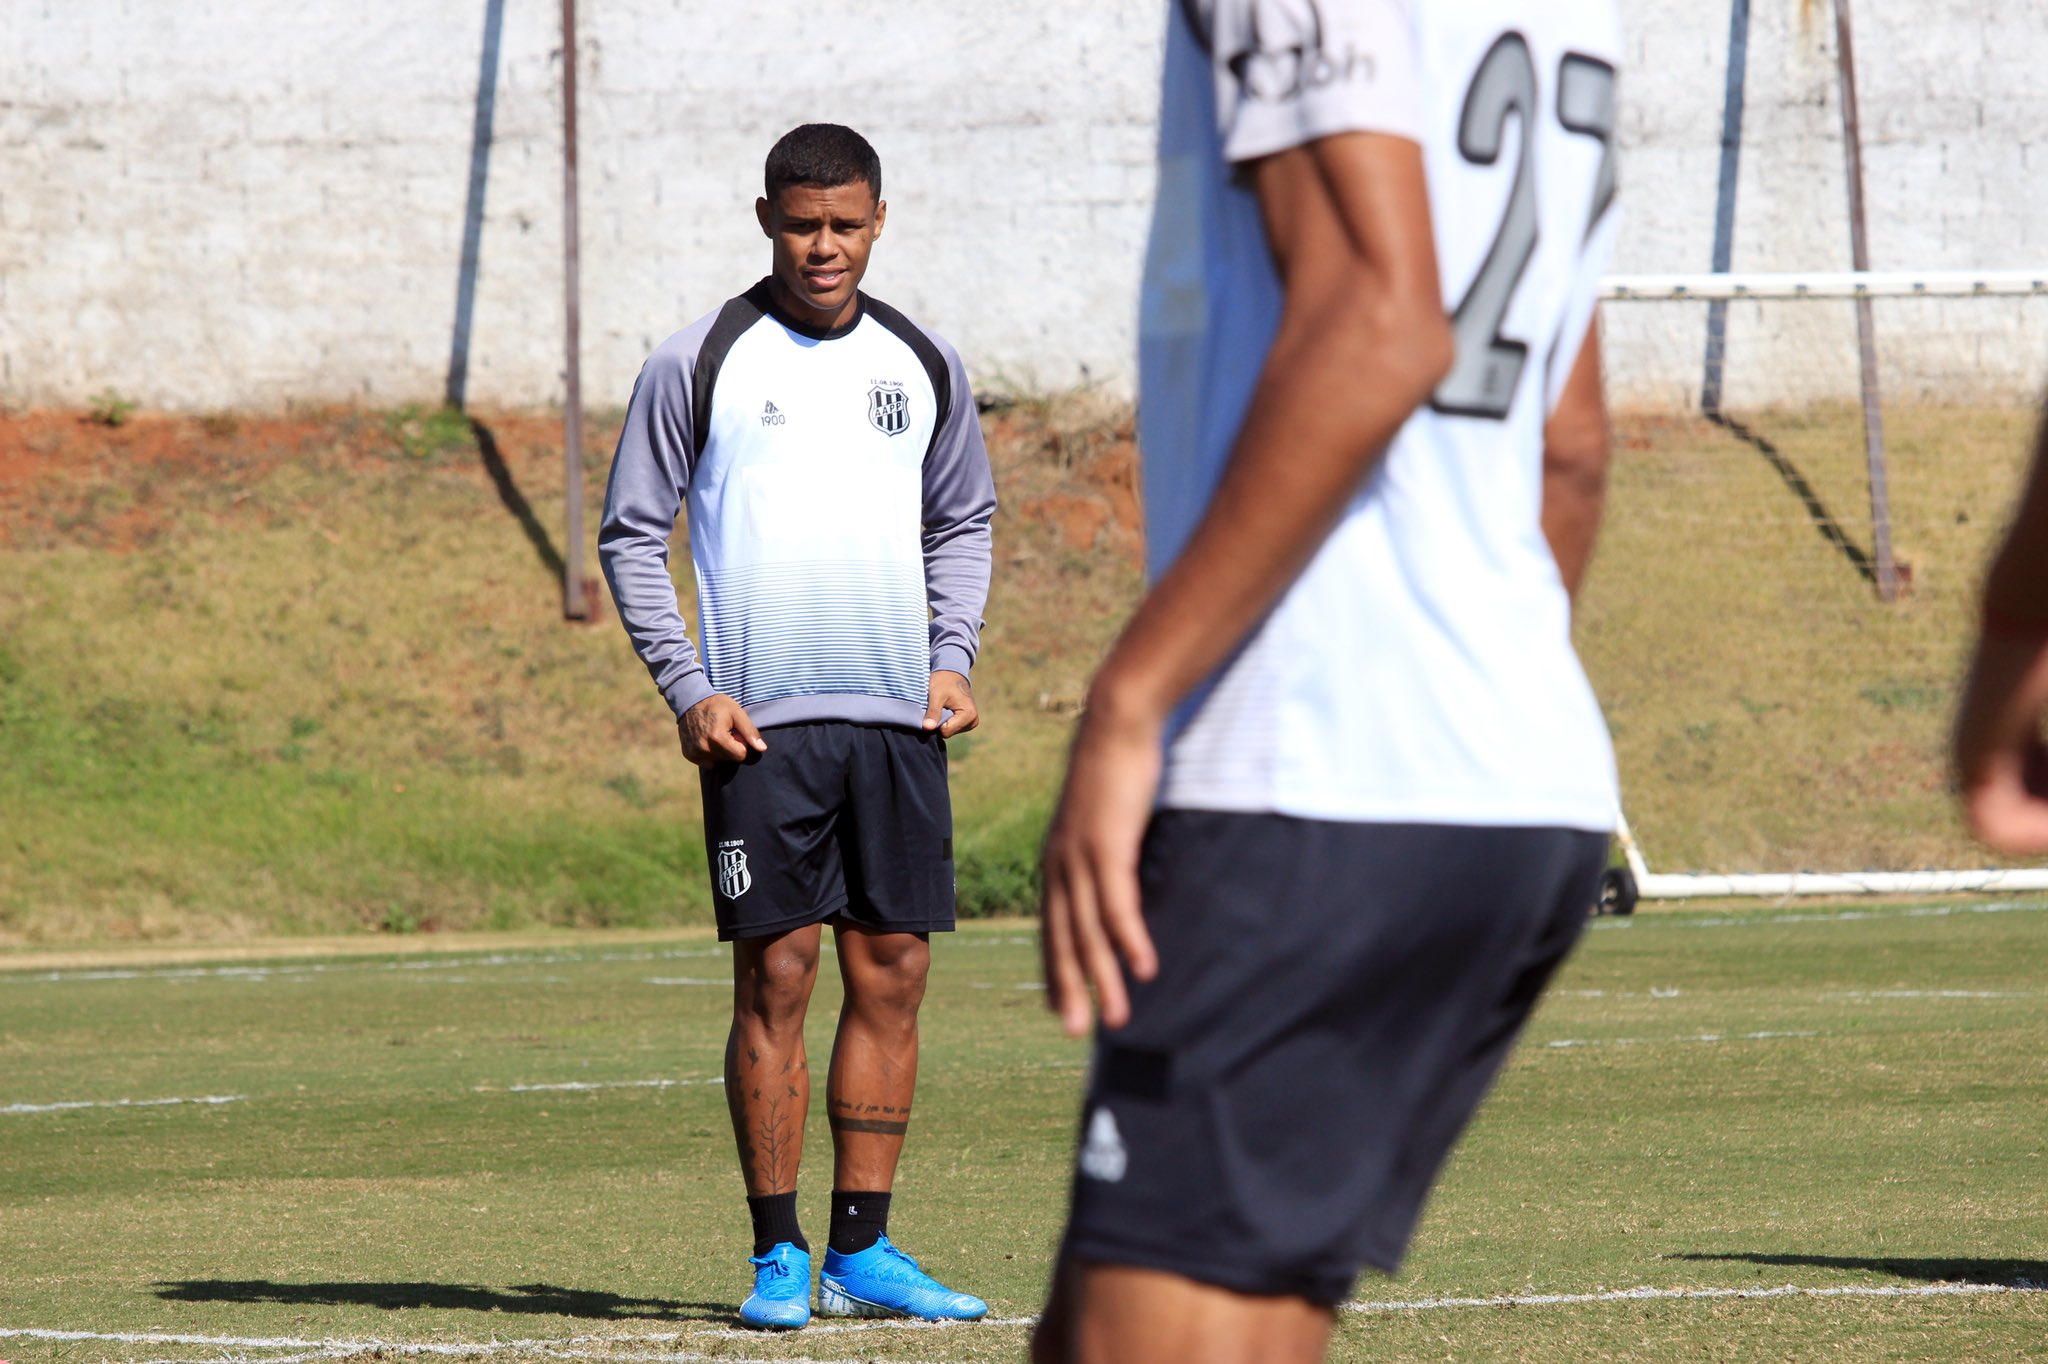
[923,670,979,737]
[1039,700,1163,1038]
[1954,625,2048,852]
[679,694,767,768]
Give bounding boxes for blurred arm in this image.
[1540,322,1610,602]
[1954,394,2048,852]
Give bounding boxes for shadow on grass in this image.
[1668,1252,2048,1286]
[471,418,567,583]
[155,1279,731,1323]
[1705,412,1878,590]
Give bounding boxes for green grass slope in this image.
[1581,404,2039,874]
[0,402,1141,943]
[2,396,2037,941]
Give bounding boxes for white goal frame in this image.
[1598,267,2048,901]
[1604,269,2048,302]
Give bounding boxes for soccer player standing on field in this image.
[1034,4,1621,1361]
[601,123,995,1331]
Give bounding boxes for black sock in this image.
[828,1189,891,1255]
[746,1191,807,1256]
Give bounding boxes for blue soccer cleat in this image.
[739,1241,812,1330]
[817,1235,987,1321]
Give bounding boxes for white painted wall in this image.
[3,1,2044,411]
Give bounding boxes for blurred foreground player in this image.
[601,123,994,1330]
[1035,3,1623,1360]
[1954,393,2048,852]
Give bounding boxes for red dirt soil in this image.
[0,407,1145,559]
[0,410,581,553]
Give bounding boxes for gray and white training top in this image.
[600,279,997,731]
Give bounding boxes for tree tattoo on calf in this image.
[727,1035,806,1191]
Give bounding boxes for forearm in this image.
[1541,461,1606,601]
[601,348,707,718]
[1539,323,1609,603]
[598,528,714,718]
[1953,391,2048,852]
[1983,400,2048,622]
[923,513,993,678]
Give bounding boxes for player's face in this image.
[756,181,885,330]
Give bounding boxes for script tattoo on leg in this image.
[826,1094,910,1137]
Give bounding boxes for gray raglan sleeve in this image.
[921,337,997,679]
[598,343,718,720]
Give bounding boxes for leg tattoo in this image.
[827,1094,911,1137]
[728,1033,808,1193]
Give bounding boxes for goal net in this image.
[1586,271,2048,897]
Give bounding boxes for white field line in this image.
[485,1078,725,1094]
[642,978,724,987]
[1543,1030,1818,1050]
[14,1284,2048,1362]
[0,949,726,987]
[1823,989,2038,1000]
[1553,987,1683,999]
[0,1093,244,1116]
[1554,987,2030,1005]
[144,1343,921,1351]
[689,1316,1039,1341]
[2,937,1027,989]
[1589,900,2048,933]
[10,905,2040,985]
[7,1078,730,1112]
[1,1318,1038,1359]
[1347,1280,2047,1312]
[137,1351,937,1364]
[136,1343,929,1351]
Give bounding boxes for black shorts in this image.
[1058,812,1607,1305]
[698,722,955,941]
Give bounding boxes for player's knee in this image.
[738,942,818,1021]
[846,943,930,1019]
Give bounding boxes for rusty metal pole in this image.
[560,0,589,619]
[1833,0,1900,601]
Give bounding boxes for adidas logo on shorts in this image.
[1078,1106,1127,1183]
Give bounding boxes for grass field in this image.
[5,394,2045,1357]
[4,903,2045,1363]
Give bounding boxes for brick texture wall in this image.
[3,1,2041,410]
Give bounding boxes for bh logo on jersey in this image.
[1225,0,1372,103]
[867,381,910,436]
[717,841,752,900]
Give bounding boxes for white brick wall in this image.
[2,1,2043,410]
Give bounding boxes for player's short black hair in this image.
[764,123,882,203]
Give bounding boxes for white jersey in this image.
[1144,0,1621,831]
[600,282,997,731]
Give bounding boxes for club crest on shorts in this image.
[717,840,752,900]
[867,381,910,436]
